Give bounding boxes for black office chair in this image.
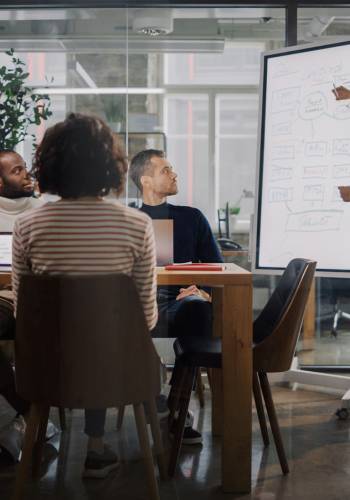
[167,258,316,477]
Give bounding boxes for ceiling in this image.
[0,7,349,52]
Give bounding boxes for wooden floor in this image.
[0,384,349,499]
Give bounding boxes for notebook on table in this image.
[164,263,225,271]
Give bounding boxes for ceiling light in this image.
[132,9,173,36]
[32,87,165,95]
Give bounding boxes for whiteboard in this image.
[253,39,350,277]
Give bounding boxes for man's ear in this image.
[140,175,151,191]
[0,177,3,194]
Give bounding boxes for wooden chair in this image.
[12,274,166,500]
[0,289,66,431]
[167,258,316,477]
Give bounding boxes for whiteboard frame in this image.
[252,38,350,278]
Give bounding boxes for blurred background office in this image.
[1,3,350,402]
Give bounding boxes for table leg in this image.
[211,287,223,436]
[222,283,252,493]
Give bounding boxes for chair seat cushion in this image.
[173,337,222,368]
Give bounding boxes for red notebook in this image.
[164,263,225,271]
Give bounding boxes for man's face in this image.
[0,152,34,198]
[143,156,178,197]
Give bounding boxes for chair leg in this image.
[147,398,168,480]
[168,366,197,478]
[167,363,187,430]
[12,404,41,500]
[58,408,66,431]
[252,371,269,447]
[133,403,160,500]
[195,369,205,409]
[32,405,50,478]
[258,371,289,474]
[116,406,125,430]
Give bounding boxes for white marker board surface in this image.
[254,39,350,276]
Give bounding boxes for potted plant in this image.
[0,48,52,150]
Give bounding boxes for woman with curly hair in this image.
[11,113,158,478]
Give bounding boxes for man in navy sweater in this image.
[130,149,223,444]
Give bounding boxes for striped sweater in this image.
[12,198,158,330]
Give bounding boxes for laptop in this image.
[0,232,12,270]
[152,220,174,266]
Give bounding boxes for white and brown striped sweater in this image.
[11,198,158,330]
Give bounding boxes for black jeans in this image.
[152,288,213,339]
[0,292,30,417]
[152,289,213,388]
[0,351,30,416]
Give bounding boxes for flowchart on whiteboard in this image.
[256,41,350,273]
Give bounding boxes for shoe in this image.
[0,416,26,464]
[173,410,194,427]
[182,426,203,445]
[170,421,203,445]
[45,420,59,441]
[155,394,170,419]
[83,445,119,479]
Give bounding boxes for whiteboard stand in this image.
[269,357,350,419]
[252,39,350,421]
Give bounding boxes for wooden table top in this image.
[1,264,251,288]
[156,263,251,286]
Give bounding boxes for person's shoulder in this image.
[15,200,48,224]
[168,203,202,217]
[28,196,45,208]
[105,201,152,227]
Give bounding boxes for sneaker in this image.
[0,416,26,464]
[182,426,203,445]
[173,410,194,427]
[155,394,170,419]
[170,422,203,445]
[83,445,119,479]
[46,420,59,441]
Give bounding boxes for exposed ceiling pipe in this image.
[301,16,335,41]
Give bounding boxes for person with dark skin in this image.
[0,151,55,466]
[0,150,43,232]
[130,149,223,445]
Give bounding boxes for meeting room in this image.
[1,2,350,500]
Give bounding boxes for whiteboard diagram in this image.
[255,40,350,275]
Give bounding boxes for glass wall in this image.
[4,4,350,368]
[296,7,350,367]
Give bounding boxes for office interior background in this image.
[2,1,350,369]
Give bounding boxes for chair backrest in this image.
[253,258,316,373]
[15,273,160,408]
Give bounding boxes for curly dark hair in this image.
[32,113,127,198]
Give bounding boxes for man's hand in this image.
[176,285,211,302]
[332,85,350,100]
[338,186,350,202]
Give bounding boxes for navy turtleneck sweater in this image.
[140,202,222,264]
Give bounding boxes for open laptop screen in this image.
[152,220,174,266]
[0,232,12,268]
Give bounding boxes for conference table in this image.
[157,263,253,493]
[0,263,253,493]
